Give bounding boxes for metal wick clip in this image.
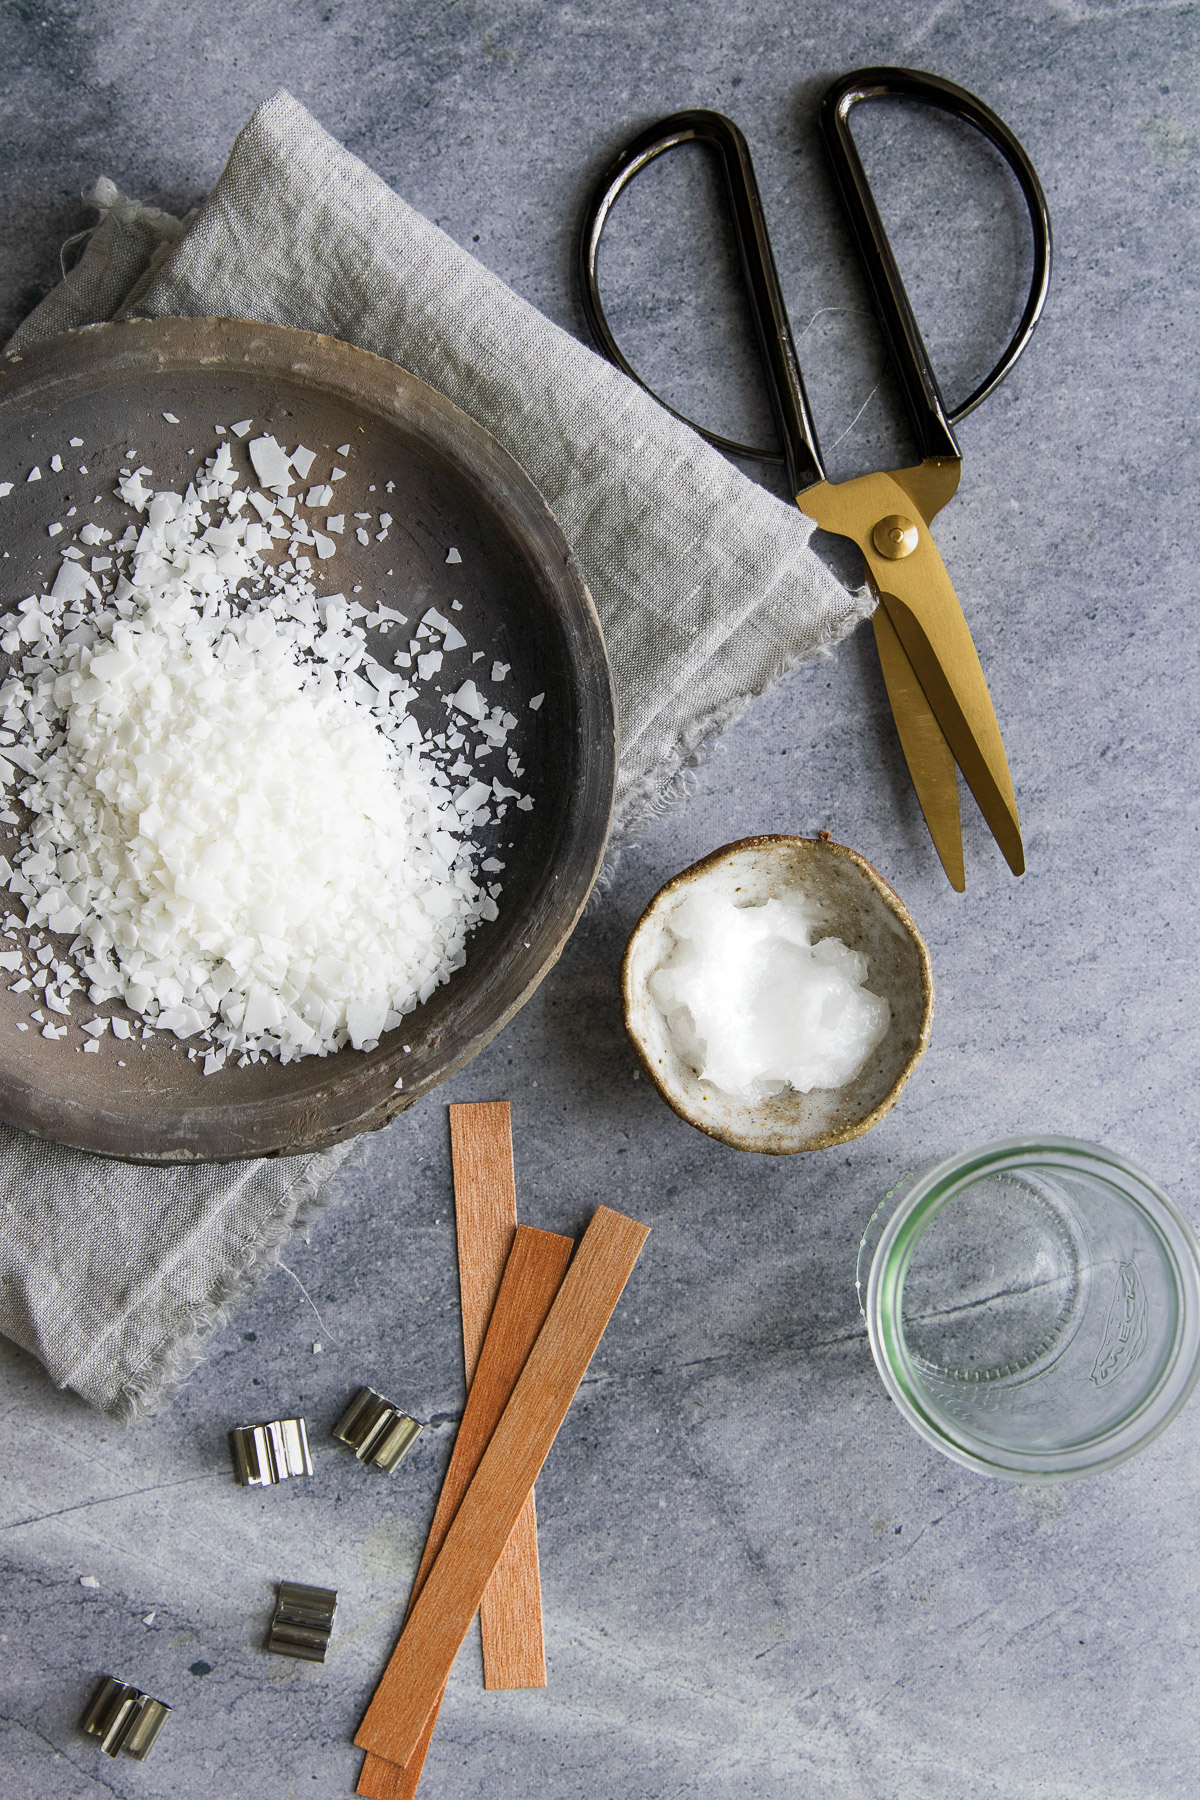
[268,1580,338,1663]
[230,1416,313,1487]
[81,1676,171,1760]
[333,1386,423,1472]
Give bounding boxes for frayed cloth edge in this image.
[103,1136,367,1423]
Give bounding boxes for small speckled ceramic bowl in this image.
[622,834,934,1154]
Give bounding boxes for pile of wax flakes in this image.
[0,419,544,1071]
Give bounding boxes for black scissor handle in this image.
[579,109,828,493]
[821,67,1053,457]
[579,74,1052,489]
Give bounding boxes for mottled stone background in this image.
[0,1,1197,1796]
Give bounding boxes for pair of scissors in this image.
[579,67,1052,890]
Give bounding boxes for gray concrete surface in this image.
[1,1,1198,1795]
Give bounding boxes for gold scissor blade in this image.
[799,468,1023,880]
[872,604,964,890]
[875,578,1024,877]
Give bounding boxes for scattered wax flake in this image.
[143,1612,156,1625]
[82,1017,108,1036]
[69,437,84,448]
[516,795,534,810]
[290,445,317,479]
[471,650,484,662]
[162,412,180,424]
[326,514,344,533]
[306,484,333,507]
[417,649,443,681]
[451,599,463,611]
[27,466,41,482]
[15,1021,27,1030]
[231,418,253,436]
[491,661,510,682]
[379,512,393,528]
[445,546,462,564]
[0,483,11,498]
[356,527,370,545]
[79,1575,100,1588]
[331,466,347,481]
[313,533,336,559]
[449,679,488,722]
[393,1075,404,1090]
[117,469,153,511]
[336,443,351,455]
[49,454,63,472]
[83,1039,99,1052]
[312,1341,323,1353]
[422,607,467,653]
[248,434,294,493]
[112,1019,132,1040]
[529,693,545,710]
[47,522,62,537]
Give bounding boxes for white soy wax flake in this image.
[50,454,63,472]
[79,1575,100,1589]
[331,467,347,481]
[291,445,317,479]
[162,412,180,424]
[83,1039,99,1052]
[336,443,351,456]
[445,547,462,564]
[248,434,294,493]
[422,607,466,653]
[491,662,509,683]
[26,466,40,482]
[47,523,62,537]
[0,483,11,498]
[230,419,253,436]
[69,437,84,448]
[529,693,544,711]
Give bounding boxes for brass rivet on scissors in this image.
[81,1676,171,1760]
[333,1386,423,1472]
[229,1417,313,1486]
[872,514,920,560]
[267,1580,339,1662]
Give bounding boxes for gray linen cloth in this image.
[0,92,870,1420]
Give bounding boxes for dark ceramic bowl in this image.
[0,319,614,1161]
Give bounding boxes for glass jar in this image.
[862,1137,1200,1480]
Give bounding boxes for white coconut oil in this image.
[648,887,889,1102]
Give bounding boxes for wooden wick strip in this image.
[357,1223,573,1800]
[449,1100,547,1692]
[356,1205,650,1775]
